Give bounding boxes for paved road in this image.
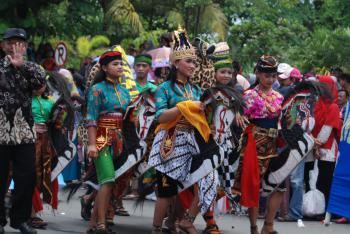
[3,190,349,234]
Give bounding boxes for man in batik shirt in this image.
[0,28,46,234]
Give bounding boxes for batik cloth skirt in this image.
[233,124,286,194]
[148,120,221,214]
[34,123,56,205]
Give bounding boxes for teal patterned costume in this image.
[87,80,130,122]
[155,80,202,119]
[86,80,131,184]
[149,79,221,214]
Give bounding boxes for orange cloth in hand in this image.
[155,100,210,142]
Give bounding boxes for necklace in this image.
[257,86,278,113]
[175,80,193,100]
[106,77,122,105]
[36,96,45,116]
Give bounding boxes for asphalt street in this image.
[3,190,349,234]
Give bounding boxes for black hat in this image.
[3,28,27,41]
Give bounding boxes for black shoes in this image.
[16,222,37,234]
[0,225,4,234]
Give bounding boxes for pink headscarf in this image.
[290,68,302,82]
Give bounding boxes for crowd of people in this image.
[0,26,349,234]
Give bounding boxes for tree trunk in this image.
[99,0,110,31]
[99,0,110,11]
[194,6,201,36]
[185,8,189,30]
[148,0,154,29]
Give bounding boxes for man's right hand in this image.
[87,145,98,158]
[7,42,26,68]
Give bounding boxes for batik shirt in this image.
[155,80,202,119]
[0,56,46,145]
[86,80,131,125]
[243,85,284,119]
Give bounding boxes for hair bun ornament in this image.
[212,42,230,60]
[170,25,196,63]
[255,55,278,73]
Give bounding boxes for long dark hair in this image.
[92,69,107,86]
[168,65,201,96]
[47,72,72,102]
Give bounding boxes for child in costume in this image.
[200,42,246,234]
[31,84,57,229]
[86,51,131,234]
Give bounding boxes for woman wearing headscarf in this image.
[304,75,341,211]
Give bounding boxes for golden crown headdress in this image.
[170,26,196,63]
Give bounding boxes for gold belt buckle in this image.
[267,128,278,138]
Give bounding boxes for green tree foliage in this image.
[76,35,110,59]
[0,0,348,72]
[225,0,350,72]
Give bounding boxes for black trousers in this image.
[304,160,335,208]
[0,144,36,228]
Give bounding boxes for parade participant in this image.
[148,27,220,234]
[0,28,46,234]
[328,93,350,224]
[277,65,305,223]
[233,55,285,234]
[199,47,247,234]
[213,57,234,86]
[277,63,294,96]
[202,54,233,234]
[134,54,157,93]
[86,51,131,234]
[304,75,341,211]
[232,60,250,91]
[338,89,349,118]
[289,67,302,83]
[30,84,57,229]
[339,73,350,93]
[111,53,156,218]
[154,67,170,85]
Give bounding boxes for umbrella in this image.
[147,46,171,68]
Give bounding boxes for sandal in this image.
[28,217,47,229]
[335,217,350,224]
[261,222,279,234]
[178,212,197,234]
[115,206,130,216]
[106,218,114,226]
[203,224,221,234]
[86,227,96,234]
[163,217,178,234]
[94,223,116,234]
[250,225,258,234]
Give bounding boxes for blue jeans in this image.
[288,161,305,219]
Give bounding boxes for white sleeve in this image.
[317,125,332,144]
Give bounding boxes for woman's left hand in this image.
[235,112,249,129]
